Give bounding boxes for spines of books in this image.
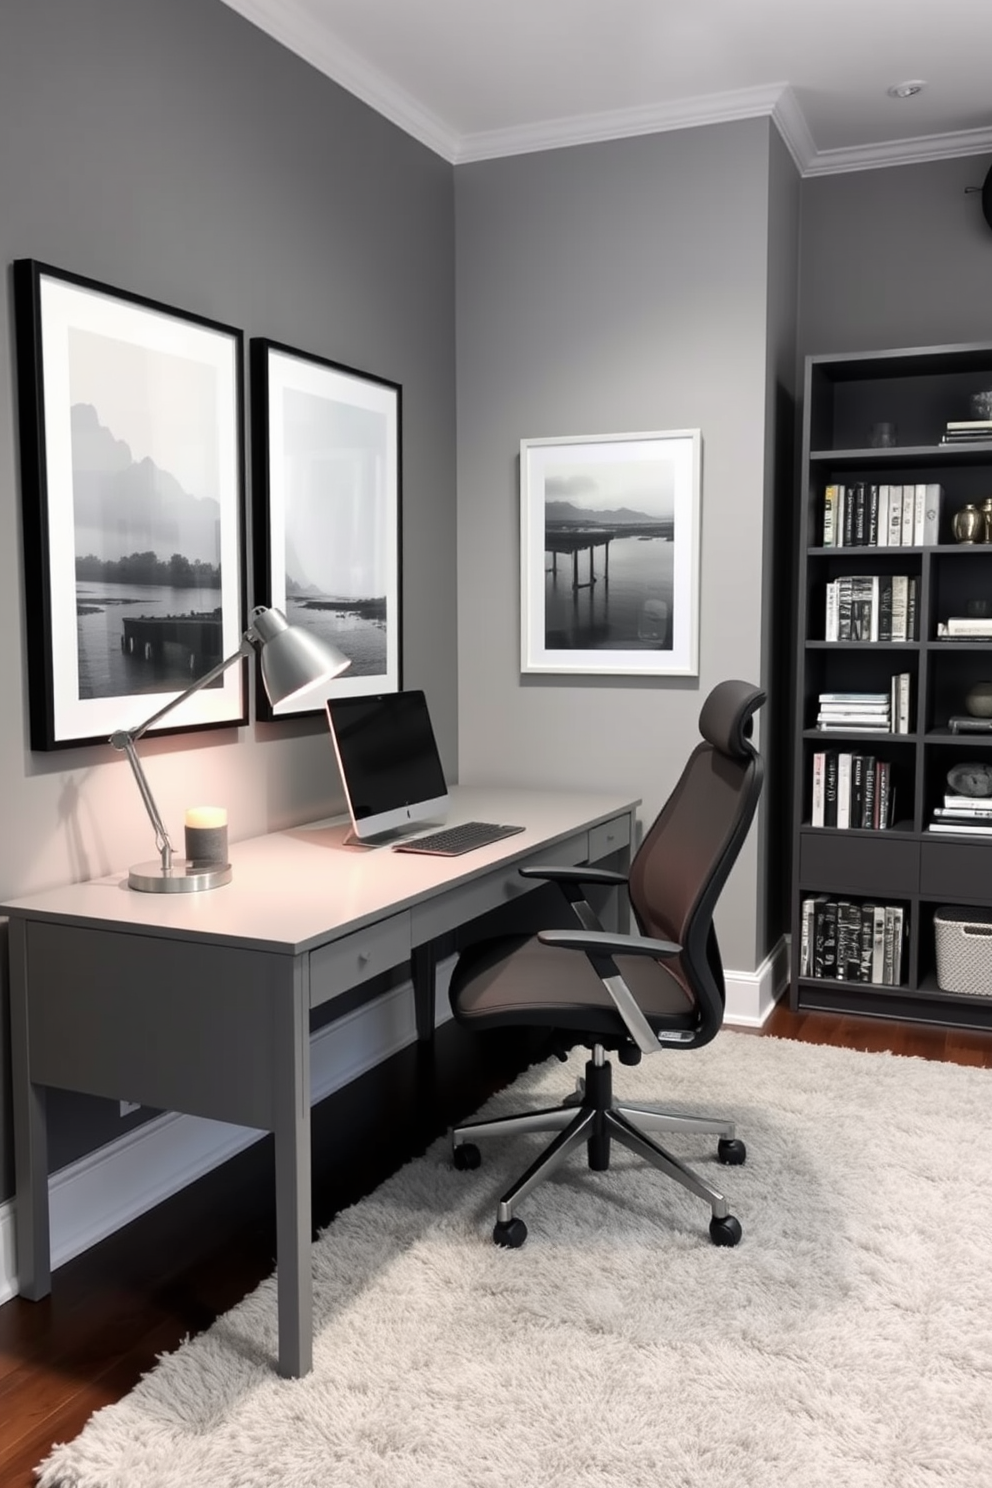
[939,419,992,446]
[810,748,895,829]
[820,483,942,547]
[928,791,992,835]
[823,575,917,641]
[936,616,992,641]
[814,676,911,734]
[798,897,906,985]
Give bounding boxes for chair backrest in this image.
[627,679,765,1036]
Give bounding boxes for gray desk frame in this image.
[5,785,637,1377]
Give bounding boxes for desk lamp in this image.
[110,605,350,894]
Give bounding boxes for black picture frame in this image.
[251,338,402,720]
[13,259,247,751]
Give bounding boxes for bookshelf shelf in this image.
[791,340,992,1031]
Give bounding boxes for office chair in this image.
[449,678,765,1249]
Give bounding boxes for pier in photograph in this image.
[545,520,672,591]
[121,612,223,675]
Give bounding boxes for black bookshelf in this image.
[791,342,992,1029]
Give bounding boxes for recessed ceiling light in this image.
[887,80,927,99]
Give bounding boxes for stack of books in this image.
[928,793,992,835]
[816,691,890,732]
[939,419,992,446]
[798,896,906,985]
[814,676,912,734]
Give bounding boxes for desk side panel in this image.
[23,922,293,1129]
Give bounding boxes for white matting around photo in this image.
[36,1032,992,1488]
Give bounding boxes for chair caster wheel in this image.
[493,1217,528,1248]
[718,1137,746,1165]
[453,1143,481,1171]
[709,1214,742,1247]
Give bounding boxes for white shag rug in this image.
[37,1033,992,1488]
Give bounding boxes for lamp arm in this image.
[108,631,255,877]
[114,732,176,872]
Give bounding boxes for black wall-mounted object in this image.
[983,163,992,232]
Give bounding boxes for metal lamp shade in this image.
[254,606,351,708]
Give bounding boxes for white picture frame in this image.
[520,429,701,676]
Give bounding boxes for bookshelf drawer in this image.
[921,839,992,900]
[800,831,919,895]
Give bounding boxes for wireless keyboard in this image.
[392,820,525,856]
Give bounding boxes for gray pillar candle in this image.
[184,807,229,866]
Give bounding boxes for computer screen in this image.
[325,689,449,842]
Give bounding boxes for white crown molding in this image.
[801,123,992,177]
[216,1,992,177]
[452,83,792,165]
[216,0,460,160]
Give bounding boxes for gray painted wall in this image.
[454,119,788,972]
[798,155,992,359]
[0,0,456,1196]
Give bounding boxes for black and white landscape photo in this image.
[23,266,243,746]
[261,346,400,711]
[521,431,700,677]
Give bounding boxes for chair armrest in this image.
[536,930,685,1054]
[537,929,681,958]
[518,865,629,887]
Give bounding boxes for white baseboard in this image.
[723,936,789,1028]
[0,947,777,1306]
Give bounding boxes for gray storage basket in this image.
[934,906,992,998]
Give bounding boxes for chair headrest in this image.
[698,679,766,759]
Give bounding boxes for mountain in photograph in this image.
[70,402,221,565]
[545,499,663,525]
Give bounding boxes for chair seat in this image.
[450,932,697,1039]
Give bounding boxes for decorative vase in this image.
[980,496,992,542]
[953,504,985,543]
[965,682,992,719]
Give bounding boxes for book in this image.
[811,751,826,826]
[877,485,892,545]
[819,692,888,703]
[875,760,892,829]
[871,903,887,983]
[943,793,992,808]
[913,483,927,546]
[861,756,877,829]
[900,485,915,546]
[887,486,903,546]
[942,617,992,636]
[921,483,943,546]
[946,419,992,431]
[836,753,852,828]
[824,751,839,827]
[823,485,839,546]
[927,820,992,834]
[949,716,992,733]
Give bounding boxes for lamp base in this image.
[128,859,233,893]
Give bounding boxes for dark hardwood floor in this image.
[3,1004,991,1486]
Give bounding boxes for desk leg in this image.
[411,941,437,1043]
[8,917,52,1299]
[272,961,312,1378]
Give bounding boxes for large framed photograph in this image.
[251,339,401,718]
[520,429,701,677]
[13,260,246,751]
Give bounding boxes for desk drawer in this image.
[588,814,631,863]
[309,912,411,1010]
[799,831,919,896]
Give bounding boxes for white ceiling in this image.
[221,0,992,175]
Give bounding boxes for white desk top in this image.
[1,785,638,955]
